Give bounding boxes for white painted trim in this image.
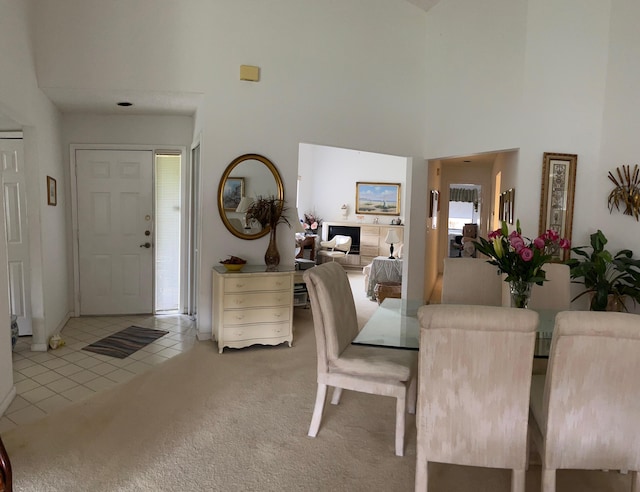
[0,131,23,139]
[30,343,49,352]
[69,144,187,316]
[0,385,16,416]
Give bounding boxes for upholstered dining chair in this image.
[0,435,11,492]
[316,235,352,262]
[500,262,571,310]
[441,258,503,305]
[303,262,417,456]
[415,304,538,492]
[529,311,640,492]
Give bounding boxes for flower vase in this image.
[264,226,280,271]
[509,280,533,309]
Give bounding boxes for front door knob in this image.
[140,242,151,249]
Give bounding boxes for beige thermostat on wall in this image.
[240,65,260,82]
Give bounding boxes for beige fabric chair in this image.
[317,234,352,262]
[529,311,640,492]
[501,263,571,310]
[303,262,417,456]
[416,304,538,492]
[441,258,502,305]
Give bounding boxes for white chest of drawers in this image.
[212,265,294,353]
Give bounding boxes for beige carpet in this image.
[1,273,634,491]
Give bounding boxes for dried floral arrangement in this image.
[608,164,640,221]
[245,195,291,229]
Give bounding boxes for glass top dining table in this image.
[351,299,556,358]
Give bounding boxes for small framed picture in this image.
[222,177,245,211]
[47,176,57,206]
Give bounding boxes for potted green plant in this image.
[566,229,640,311]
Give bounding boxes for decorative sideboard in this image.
[320,221,404,267]
[212,265,294,353]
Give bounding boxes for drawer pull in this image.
[273,313,282,318]
[235,314,245,320]
[234,282,246,288]
[234,299,245,305]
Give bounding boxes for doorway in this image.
[72,146,188,316]
[0,134,33,335]
[447,184,481,258]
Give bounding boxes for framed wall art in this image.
[429,190,439,229]
[355,182,400,215]
[539,152,577,261]
[47,176,57,206]
[499,188,515,224]
[222,177,245,211]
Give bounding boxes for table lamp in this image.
[294,208,306,234]
[235,197,254,229]
[384,229,401,259]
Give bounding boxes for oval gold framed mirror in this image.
[217,153,284,240]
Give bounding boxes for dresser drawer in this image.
[224,291,291,309]
[224,276,290,293]
[223,322,291,342]
[223,306,290,325]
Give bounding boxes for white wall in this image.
[297,143,408,227]
[0,0,66,411]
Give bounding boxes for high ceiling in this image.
[404,0,442,12]
[3,0,442,125]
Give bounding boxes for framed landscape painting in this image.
[222,177,244,211]
[355,182,401,215]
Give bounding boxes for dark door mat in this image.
[82,325,169,359]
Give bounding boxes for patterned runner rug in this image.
[82,325,169,359]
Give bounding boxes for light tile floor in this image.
[1,314,197,433]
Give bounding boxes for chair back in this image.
[303,262,359,375]
[441,258,502,305]
[500,262,571,310]
[542,311,640,471]
[417,304,538,469]
[332,235,352,253]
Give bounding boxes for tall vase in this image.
[509,280,533,309]
[264,226,280,271]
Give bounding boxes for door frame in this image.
[69,144,188,316]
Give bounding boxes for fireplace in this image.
[327,225,361,254]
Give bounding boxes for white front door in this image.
[76,149,153,315]
[0,138,33,335]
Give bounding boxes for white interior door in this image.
[0,138,33,335]
[76,149,153,315]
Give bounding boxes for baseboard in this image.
[31,311,72,352]
[196,331,210,342]
[0,385,16,416]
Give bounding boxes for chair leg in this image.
[331,387,343,405]
[407,376,417,415]
[511,469,525,492]
[308,384,328,437]
[541,468,556,492]
[395,394,406,456]
[631,471,638,492]
[415,447,428,491]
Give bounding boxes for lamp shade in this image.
[235,196,254,213]
[384,229,401,245]
[294,208,305,233]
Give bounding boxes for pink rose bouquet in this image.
[474,220,570,284]
[303,212,322,234]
